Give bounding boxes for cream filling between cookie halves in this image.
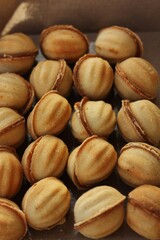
[122,100,154,145]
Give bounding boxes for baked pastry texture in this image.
[114,57,159,101]
[22,177,70,230]
[117,142,160,187]
[74,185,126,239]
[95,25,143,63]
[27,90,72,139]
[73,54,114,100]
[22,135,69,183]
[126,185,160,240]
[117,99,160,146]
[0,72,35,115]
[0,107,26,148]
[40,25,89,63]
[0,32,38,74]
[0,145,23,198]
[0,198,28,240]
[30,59,72,99]
[70,97,116,142]
[67,135,117,189]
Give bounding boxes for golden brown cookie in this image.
[126,185,160,240]
[0,198,27,240]
[0,145,23,198]
[40,25,89,63]
[95,25,143,63]
[67,135,117,189]
[114,57,159,101]
[117,100,160,146]
[73,54,114,100]
[22,177,71,230]
[0,72,35,114]
[27,90,72,139]
[74,185,126,239]
[117,142,160,187]
[0,107,26,148]
[30,59,72,99]
[0,32,38,74]
[70,97,116,142]
[22,135,69,183]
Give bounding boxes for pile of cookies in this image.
[0,25,159,240]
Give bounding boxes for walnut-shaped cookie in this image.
[0,32,38,74]
[117,142,160,187]
[30,59,72,99]
[22,177,70,230]
[71,97,116,142]
[0,145,23,198]
[114,57,159,101]
[126,185,160,240]
[73,54,114,100]
[40,25,89,63]
[27,90,72,139]
[117,100,160,147]
[0,198,28,240]
[95,25,143,63]
[0,73,35,114]
[67,135,117,189]
[0,107,26,148]
[74,185,126,239]
[22,135,69,183]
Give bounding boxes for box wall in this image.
[1,0,160,35]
